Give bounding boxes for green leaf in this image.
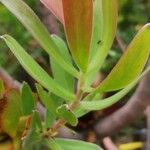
[57,105,78,126]
[30,111,42,130]
[21,82,35,116]
[51,35,75,93]
[96,23,150,92]
[36,84,64,128]
[44,138,64,150]
[22,111,42,150]
[85,0,118,87]
[74,108,89,118]
[55,138,103,150]
[40,0,64,23]
[36,84,57,114]
[89,0,103,60]
[0,90,21,138]
[1,35,75,101]
[80,66,150,111]
[22,129,41,150]
[0,0,79,78]
[62,0,93,72]
[45,109,56,129]
[0,80,4,99]
[74,93,103,117]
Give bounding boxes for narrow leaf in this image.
[89,0,103,60]
[36,84,57,113]
[85,0,118,87]
[0,0,79,78]
[22,111,42,150]
[55,138,102,150]
[57,105,78,126]
[1,35,75,101]
[96,23,150,92]
[80,66,150,111]
[62,0,93,72]
[40,0,64,23]
[30,111,42,130]
[45,109,56,128]
[22,129,41,150]
[44,138,64,150]
[51,35,74,93]
[21,82,35,116]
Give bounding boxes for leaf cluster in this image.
[0,0,150,149]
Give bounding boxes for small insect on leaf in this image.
[85,0,118,88]
[96,23,150,93]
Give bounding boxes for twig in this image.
[116,34,127,52]
[102,137,118,150]
[0,68,20,90]
[44,77,84,137]
[146,106,150,149]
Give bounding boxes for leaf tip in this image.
[0,35,4,40]
[0,34,9,40]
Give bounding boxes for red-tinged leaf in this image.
[62,0,93,72]
[40,0,64,23]
[0,90,21,138]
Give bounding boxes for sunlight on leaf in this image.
[85,0,118,87]
[80,66,150,111]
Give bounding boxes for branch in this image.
[102,137,118,150]
[39,3,61,35]
[0,68,20,90]
[94,59,150,137]
[116,35,127,51]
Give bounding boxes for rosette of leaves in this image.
[0,0,150,149]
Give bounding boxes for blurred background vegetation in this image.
[0,0,42,83]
